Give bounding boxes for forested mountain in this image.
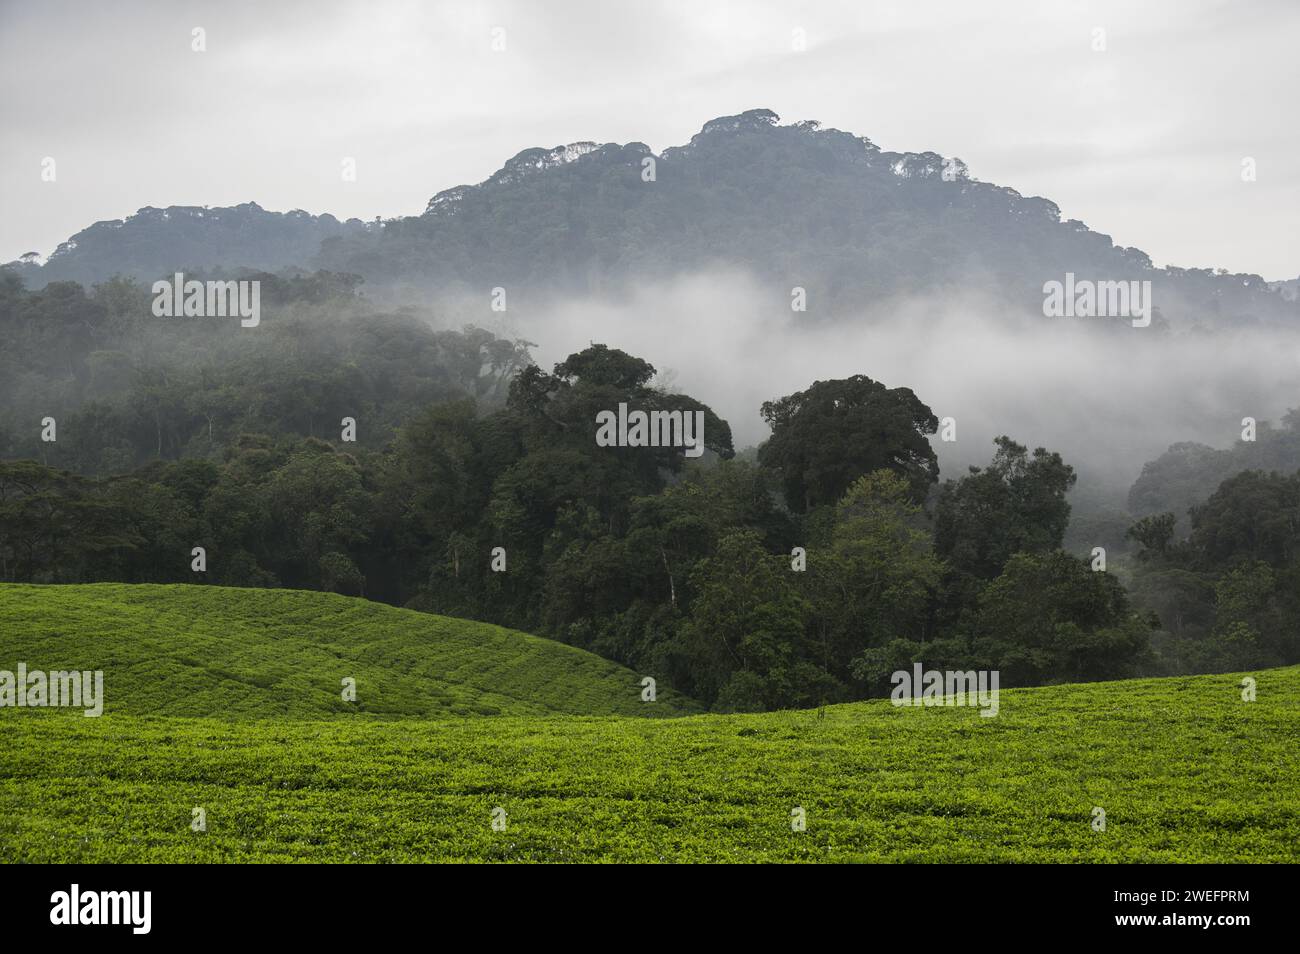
[5,203,371,288]
[8,110,1296,328]
[3,110,1298,710]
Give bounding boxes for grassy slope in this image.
[0,583,699,718]
[2,665,1297,862]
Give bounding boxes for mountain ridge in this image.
[6,109,1296,328]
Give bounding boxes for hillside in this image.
[0,584,700,718]
[3,203,370,288]
[1,664,1295,862]
[6,110,1294,328]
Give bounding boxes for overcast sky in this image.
[2,0,1296,278]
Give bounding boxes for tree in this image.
[1126,512,1177,559]
[975,551,1152,684]
[803,471,942,688]
[758,375,939,511]
[682,530,810,710]
[934,436,1076,581]
[1188,470,1300,569]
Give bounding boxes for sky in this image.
[1,0,1297,278]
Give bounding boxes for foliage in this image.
[2,664,1296,862]
[11,113,1296,332]
[758,375,938,510]
[0,273,532,475]
[1126,469,1300,673]
[0,583,699,718]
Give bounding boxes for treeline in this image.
[1127,470,1300,673]
[0,272,532,474]
[19,340,1282,711]
[3,269,1294,707]
[1128,410,1300,532]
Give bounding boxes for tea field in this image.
[0,583,699,718]
[1,584,1297,862]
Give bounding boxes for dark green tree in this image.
[758,375,938,511]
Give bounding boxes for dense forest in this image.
[4,109,1297,713]
[2,272,1296,711]
[0,270,531,472]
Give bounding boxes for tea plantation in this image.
[0,583,699,718]
[1,585,1297,862]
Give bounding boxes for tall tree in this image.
[758,375,938,511]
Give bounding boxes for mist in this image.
[444,268,1300,499]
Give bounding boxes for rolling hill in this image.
[0,577,1295,861]
[0,583,700,719]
